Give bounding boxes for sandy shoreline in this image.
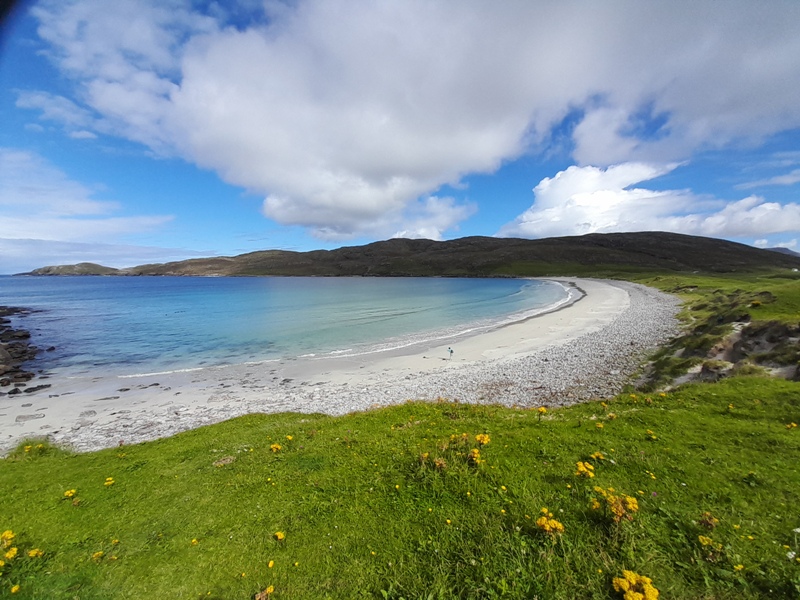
[0,278,681,454]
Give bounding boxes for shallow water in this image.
[0,276,569,376]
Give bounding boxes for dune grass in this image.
[2,377,799,599]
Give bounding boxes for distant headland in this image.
[18,231,800,277]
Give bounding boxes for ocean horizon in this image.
[0,276,572,377]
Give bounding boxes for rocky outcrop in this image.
[0,307,50,395]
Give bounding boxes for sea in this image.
[0,276,572,377]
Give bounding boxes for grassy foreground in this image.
[2,377,799,599]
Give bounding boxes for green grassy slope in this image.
[2,379,799,599]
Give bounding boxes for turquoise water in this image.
[0,276,569,376]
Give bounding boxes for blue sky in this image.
[1,0,800,274]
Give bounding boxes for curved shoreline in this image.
[0,278,681,454]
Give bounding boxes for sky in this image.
[1,0,800,274]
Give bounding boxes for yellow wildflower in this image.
[104,477,115,486]
[64,489,77,498]
[28,548,43,558]
[270,443,282,453]
[575,461,595,478]
[591,487,640,522]
[1,530,15,548]
[612,571,658,600]
[191,538,199,546]
[467,448,482,465]
[535,508,565,534]
[11,585,20,594]
[734,564,744,571]
[24,445,31,453]
[92,551,104,561]
[596,422,604,429]
[698,535,713,546]
[475,433,490,446]
[4,547,18,560]
[268,560,274,568]
[274,531,285,541]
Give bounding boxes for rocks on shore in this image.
[0,307,50,395]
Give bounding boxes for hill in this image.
[22,232,800,277]
[767,247,800,258]
[24,262,121,276]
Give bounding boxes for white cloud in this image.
[0,147,173,242]
[18,0,800,239]
[499,163,800,240]
[392,196,477,241]
[737,168,800,189]
[16,91,95,129]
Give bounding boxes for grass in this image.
[2,379,799,599]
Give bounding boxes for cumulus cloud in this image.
[18,0,800,239]
[0,147,173,242]
[499,163,800,240]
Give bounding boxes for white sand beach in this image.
[0,278,681,454]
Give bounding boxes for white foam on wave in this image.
[307,280,582,361]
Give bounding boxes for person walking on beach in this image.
[448,347,453,360]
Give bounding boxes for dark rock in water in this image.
[8,388,21,395]
[46,346,56,352]
[0,306,45,390]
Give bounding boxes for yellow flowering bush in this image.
[612,570,659,600]
[696,534,725,563]
[475,433,490,446]
[590,487,639,523]
[698,511,719,530]
[535,508,565,535]
[467,448,483,466]
[575,461,595,478]
[1,530,15,549]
